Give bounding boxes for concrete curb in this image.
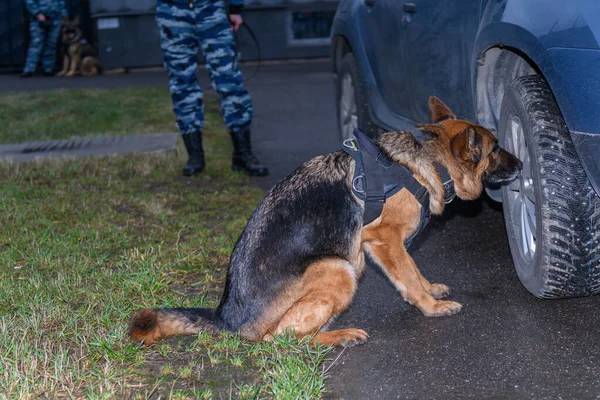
[0,132,179,162]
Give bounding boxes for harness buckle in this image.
[343,139,358,152]
[443,180,457,204]
[352,175,366,194]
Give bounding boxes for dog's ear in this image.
[73,16,80,26]
[61,16,69,25]
[428,96,457,123]
[451,126,483,164]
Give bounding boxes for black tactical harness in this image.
[342,128,456,248]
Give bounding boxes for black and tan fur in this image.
[57,17,101,77]
[130,97,522,347]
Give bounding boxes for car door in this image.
[361,0,414,120]
[401,0,482,122]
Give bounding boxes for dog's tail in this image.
[129,307,220,345]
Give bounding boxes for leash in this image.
[224,0,262,82]
[232,21,261,82]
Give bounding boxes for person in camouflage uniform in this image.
[22,0,67,77]
[156,0,268,176]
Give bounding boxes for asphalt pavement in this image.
[3,60,600,399]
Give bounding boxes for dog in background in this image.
[129,97,522,348]
[57,17,101,77]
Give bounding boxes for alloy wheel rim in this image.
[340,74,358,140]
[505,116,536,262]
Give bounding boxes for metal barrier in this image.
[91,0,163,70]
[0,0,28,70]
[91,0,338,70]
[1,0,338,71]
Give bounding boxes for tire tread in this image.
[511,75,600,297]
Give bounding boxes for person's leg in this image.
[41,20,62,75]
[196,0,268,176]
[22,20,44,76]
[156,0,205,175]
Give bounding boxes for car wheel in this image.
[499,75,600,298]
[336,53,376,140]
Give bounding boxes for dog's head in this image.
[419,96,522,200]
[61,17,82,43]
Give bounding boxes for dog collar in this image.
[437,163,456,204]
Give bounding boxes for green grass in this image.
[0,87,175,143]
[0,87,332,399]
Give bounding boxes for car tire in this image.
[336,52,377,140]
[499,75,600,298]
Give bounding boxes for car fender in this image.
[332,2,415,132]
[331,2,377,89]
[474,0,600,133]
[475,22,600,195]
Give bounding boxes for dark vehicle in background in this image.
[331,0,600,298]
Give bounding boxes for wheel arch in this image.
[475,32,600,198]
[331,35,352,75]
[473,17,562,128]
[475,44,543,201]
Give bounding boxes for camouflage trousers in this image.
[156,0,252,135]
[23,18,61,74]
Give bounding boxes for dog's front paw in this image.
[65,71,76,77]
[423,300,462,317]
[337,328,369,348]
[429,283,450,299]
[56,70,66,77]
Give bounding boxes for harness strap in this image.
[343,128,431,224]
[342,128,456,248]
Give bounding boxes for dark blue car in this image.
[331,0,600,298]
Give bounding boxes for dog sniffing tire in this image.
[499,75,600,298]
[336,53,377,140]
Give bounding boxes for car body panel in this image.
[540,48,600,134]
[362,0,412,117]
[475,1,600,134]
[399,0,481,123]
[332,1,417,133]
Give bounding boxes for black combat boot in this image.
[230,129,269,176]
[181,131,205,176]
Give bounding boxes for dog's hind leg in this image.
[264,257,368,347]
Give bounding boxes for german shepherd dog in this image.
[130,97,522,347]
[57,17,102,77]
